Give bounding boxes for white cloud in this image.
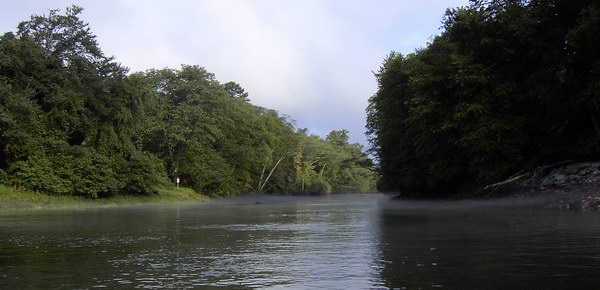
[0,0,471,145]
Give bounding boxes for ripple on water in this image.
[10,195,598,289]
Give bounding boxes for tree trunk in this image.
[258,163,267,191]
[259,155,285,192]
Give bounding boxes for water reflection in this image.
[1,195,600,289]
[378,206,600,289]
[0,195,387,289]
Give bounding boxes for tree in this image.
[222,81,250,101]
[0,6,166,196]
[326,129,349,147]
[367,0,600,198]
[1,6,376,198]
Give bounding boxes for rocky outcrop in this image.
[476,161,600,210]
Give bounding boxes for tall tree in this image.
[367,0,600,197]
[1,6,167,197]
[1,6,376,197]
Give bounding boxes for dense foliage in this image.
[366,0,600,198]
[0,6,375,197]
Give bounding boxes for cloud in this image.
[186,0,341,113]
[0,0,471,145]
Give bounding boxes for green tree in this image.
[1,5,375,198]
[367,0,600,198]
[1,6,166,196]
[222,81,249,101]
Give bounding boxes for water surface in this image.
[1,194,599,289]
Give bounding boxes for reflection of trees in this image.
[379,211,441,288]
[379,208,600,289]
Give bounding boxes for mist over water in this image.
[1,194,599,289]
[385,189,596,211]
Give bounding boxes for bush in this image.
[4,146,170,198]
[118,151,168,195]
[8,155,72,194]
[178,145,237,196]
[0,168,7,185]
[308,178,332,194]
[64,147,123,198]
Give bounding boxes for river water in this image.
[1,194,599,289]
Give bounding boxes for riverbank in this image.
[389,161,600,210]
[0,185,209,211]
[473,161,600,210]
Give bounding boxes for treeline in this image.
[367,0,600,198]
[0,6,375,198]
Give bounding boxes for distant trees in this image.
[290,130,376,194]
[138,65,299,195]
[0,6,375,197]
[367,0,600,198]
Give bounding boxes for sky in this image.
[1,0,470,146]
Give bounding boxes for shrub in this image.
[119,151,168,195]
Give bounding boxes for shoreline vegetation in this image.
[0,6,376,201]
[389,161,600,210]
[366,0,600,200]
[5,2,600,209]
[0,184,208,211]
[475,161,600,210]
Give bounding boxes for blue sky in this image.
[1,0,470,146]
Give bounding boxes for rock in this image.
[475,161,600,210]
[581,195,600,210]
[541,173,567,188]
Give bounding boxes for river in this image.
[1,194,599,289]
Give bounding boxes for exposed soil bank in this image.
[473,161,600,210]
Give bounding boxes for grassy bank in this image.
[0,185,209,211]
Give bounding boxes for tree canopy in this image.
[367,0,600,198]
[0,6,376,197]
